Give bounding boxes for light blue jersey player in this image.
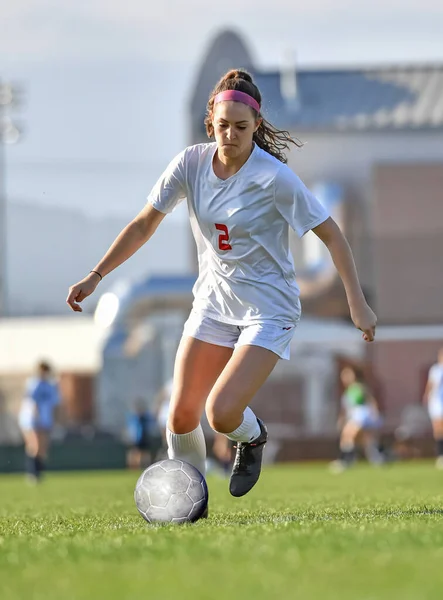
[18,361,60,482]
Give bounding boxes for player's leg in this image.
[126,446,139,470]
[205,344,280,496]
[35,430,50,479]
[431,417,443,468]
[339,420,361,467]
[361,429,383,465]
[212,432,233,475]
[22,429,39,482]
[167,334,233,476]
[206,344,278,433]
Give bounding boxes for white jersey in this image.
[429,364,443,403]
[148,142,329,326]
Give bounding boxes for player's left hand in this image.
[350,301,377,342]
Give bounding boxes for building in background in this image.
[46,30,443,449]
[1,29,443,462]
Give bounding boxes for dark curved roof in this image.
[189,29,254,136]
[190,30,443,135]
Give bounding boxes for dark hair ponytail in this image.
[205,69,302,164]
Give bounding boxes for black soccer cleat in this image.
[229,418,268,497]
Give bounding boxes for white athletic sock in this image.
[166,424,207,476]
[225,406,261,443]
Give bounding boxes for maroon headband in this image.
[214,90,260,113]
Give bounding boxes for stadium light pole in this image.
[0,80,21,317]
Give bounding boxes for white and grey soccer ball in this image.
[134,459,208,524]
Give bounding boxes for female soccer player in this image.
[67,69,376,497]
[331,365,383,472]
[18,361,60,482]
[423,347,443,468]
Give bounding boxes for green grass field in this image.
[1,462,443,600]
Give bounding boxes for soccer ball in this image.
[134,459,208,524]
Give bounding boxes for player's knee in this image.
[206,403,236,433]
[167,406,200,434]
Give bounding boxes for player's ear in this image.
[254,118,262,133]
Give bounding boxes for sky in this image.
[3,0,443,67]
[1,0,442,216]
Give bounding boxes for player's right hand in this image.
[66,272,101,312]
[349,300,377,342]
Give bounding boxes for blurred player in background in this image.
[18,361,60,483]
[423,347,443,469]
[211,432,233,476]
[126,398,161,470]
[67,69,376,499]
[331,365,383,472]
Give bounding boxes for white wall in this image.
[6,201,191,316]
[288,129,443,195]
[0,316,105,373]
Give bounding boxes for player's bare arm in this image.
[312,217,377,342]
[66,204,166,312]
[423,378,432,404]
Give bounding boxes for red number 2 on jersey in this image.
[215,223,232,251]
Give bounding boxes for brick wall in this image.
[368,338,443,425]
[372,164,443,324]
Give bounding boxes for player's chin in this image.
[220,145,240,156]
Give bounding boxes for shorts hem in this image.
[184,331,236,350]
[234,340,289,360]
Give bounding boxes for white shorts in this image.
[428,398,443,420]
[347,406,381,429]
[18,400,53,431]
[183,311,297,360]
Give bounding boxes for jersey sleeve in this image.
[274,165,330,237]
[147,149,188,214]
